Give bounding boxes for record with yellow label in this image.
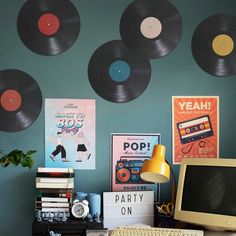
[191,14,236,77]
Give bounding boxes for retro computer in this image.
[174,158,236,231]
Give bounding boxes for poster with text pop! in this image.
[172,96,219,164]
[111,133,160,192]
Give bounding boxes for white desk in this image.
[205,231,236,236]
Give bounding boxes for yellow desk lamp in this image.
[140,144,176,205]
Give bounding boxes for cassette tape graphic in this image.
[177,115,214,144]
[116,156,150,184]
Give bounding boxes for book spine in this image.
[35,177,74,183]
[36,202,70,207]
[36,182,74,189]
[36,197,71,202]
[36,172,75,178]
[37,167,74,173]
[36,191,73,198]
[38,207,70,212]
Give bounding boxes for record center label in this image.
[109,60,131,82]
[212,34,234,56]
[38,13,60,36]
[0,89,22,112]
[140,17,162,39]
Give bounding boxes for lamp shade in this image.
[140,144,170,183]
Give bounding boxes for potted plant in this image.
[0,149,36,169]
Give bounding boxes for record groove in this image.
[88,40,151,103]
[0,69,42,132]
[191,14,236,77]
[120,0,182,59]
[17,0,80,56]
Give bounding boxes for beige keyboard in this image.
[111,226,204,236]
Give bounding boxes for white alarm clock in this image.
[71,199,89,219]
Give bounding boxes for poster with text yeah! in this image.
[172,96,219,164]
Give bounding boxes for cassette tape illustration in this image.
[116,156,150,184]
[177,115,214,144]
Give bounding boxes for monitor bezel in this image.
[174,158,236,231]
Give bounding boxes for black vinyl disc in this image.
[192,14,236,77]
[120,0,182,59]
[88,40,151,103]
[0,69,42,132]
[17,0,80,56]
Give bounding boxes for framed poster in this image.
[172,96,219,164]
[111,133,161,192]
[45,99,96,169]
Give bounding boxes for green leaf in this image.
[0,149,36,169]
[26,150,36,155]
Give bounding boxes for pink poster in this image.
[45,99,96,170]
[111,133,161,192]
[172,96,219,164]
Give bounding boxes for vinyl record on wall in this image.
[0,69,42,132]
[88,40,151,103]
[192,14,236,77]
[119,0,182,59]
[17,0,80,56]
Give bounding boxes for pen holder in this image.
[157,214,175,228]
[155,203,175,228]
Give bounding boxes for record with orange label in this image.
[88,40,151,103]
[192,14,236,77]
[17,0,80,56]
[0,69,42,132]
[119,0,182,59]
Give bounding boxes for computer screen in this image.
[174,158,236,231]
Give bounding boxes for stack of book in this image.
[35,167,74,218]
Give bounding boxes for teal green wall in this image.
[0,0,236,235]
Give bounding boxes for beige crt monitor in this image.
[174,158,236,231]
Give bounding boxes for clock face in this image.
[73,203,84,216]
[72,200,89,218]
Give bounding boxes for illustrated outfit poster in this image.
[172,96,219,164]
[45,99,96,169]
[111,133,161,192]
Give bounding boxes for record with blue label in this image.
[120,0,182,59]
[192,14,236,77]
[88,40,151,103]
[17,0,80,56]
[0,69,42,132]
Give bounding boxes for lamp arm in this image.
[166,160,177,206]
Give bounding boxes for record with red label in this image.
[0,69,42,132]
[192,14,236,77]
[17,0,80,56]
[120,0,182,59]
[88,40,151,103]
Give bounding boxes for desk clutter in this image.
[35,167,75,220]
[33,167,106,236]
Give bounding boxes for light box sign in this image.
[103,191,154,229]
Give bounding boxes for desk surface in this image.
[205,231,236,236]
